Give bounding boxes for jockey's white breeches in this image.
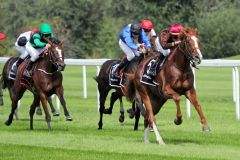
[155,37,170,56]
[15,42,29,59]
[119,39,141,61]
[25,42,46,62]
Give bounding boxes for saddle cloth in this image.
[109,63,121,87]
[140,57,159,86]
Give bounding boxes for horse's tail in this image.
[0,57,17,90]
[124,73,136,102]
[93,76,99,83]
[1,64,9,90]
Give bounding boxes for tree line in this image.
[0,0,239,59]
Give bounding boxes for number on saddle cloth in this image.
[140,57,159,86]
[109,63,121,87]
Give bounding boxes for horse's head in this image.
[179,28,203,67]
[45,38,66,71]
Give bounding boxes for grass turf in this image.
[0,65,239,160]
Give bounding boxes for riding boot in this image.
[10,58,24,75]
[113,57,129,77]
[23,61,33,78]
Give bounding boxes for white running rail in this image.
[0,57,240,120]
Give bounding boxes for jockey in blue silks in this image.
[113,23,151,77]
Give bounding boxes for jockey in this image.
[141,19,170,56]
[9,30,36,78]
[147,23,184,77]
[141,20,169,77]
[113,23,151,77]
[159,23,183,50]
[23,23,54,78]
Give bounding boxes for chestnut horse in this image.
[125,28,210,144]
[1,38,71,130]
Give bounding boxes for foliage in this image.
[0,0,239,58]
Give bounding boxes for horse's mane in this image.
[181,27,198,37]
[49,38,61,45]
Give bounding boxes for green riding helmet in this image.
[39,23,53,35]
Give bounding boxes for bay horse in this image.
[95,57,146,130]
[1,38,71,130]
[125,28,210,144]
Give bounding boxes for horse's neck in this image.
[35,57,54,71]
[168,47,191,71]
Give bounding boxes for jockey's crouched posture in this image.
[10,23,54,79]
[113,23,151,77]
[147,23,184,77]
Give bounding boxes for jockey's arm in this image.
[123,36,139,50]
[32,34,47,48]
[141,30,151,49]
[159,31,175,49]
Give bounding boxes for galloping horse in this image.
[1,38,71,130]
[95,57,146,130]
[125,28,210,144]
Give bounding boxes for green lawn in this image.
[0,64,239,160]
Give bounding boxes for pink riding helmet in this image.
[0,33,6,40]
[169,23,183,35]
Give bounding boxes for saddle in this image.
[20,61,34,88]
[109,56,144,87]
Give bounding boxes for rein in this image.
[177,37,199,69]
[36,40,63,75]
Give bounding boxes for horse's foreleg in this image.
[173,93,183,125]
[39,92,51,131]
[163,85,183,125]
[134,103,140,130]
[29,95,40,130]
[56,87,72,121]
[185,88,210,131]
[118,97,125,123]
[5,101,18,126]
[47,96,59,116]
[136,83,164,144]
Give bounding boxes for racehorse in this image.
[95,57,143,130]
[124,28,210,144]
[1,38,72,130]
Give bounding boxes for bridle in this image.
[41,37,65,72]
[178,33,200,68]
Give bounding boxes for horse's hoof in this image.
[66,116,72,121]
[127,109,135,119]
[98,122,103,129]
[36,108,42,116]
[202,126,211,132]
[174,118,183,125]
[118,115,125,123]
[5,120,12,126]
[53,112,60,116]
[149,126,154,132]
[103,108,112,114]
